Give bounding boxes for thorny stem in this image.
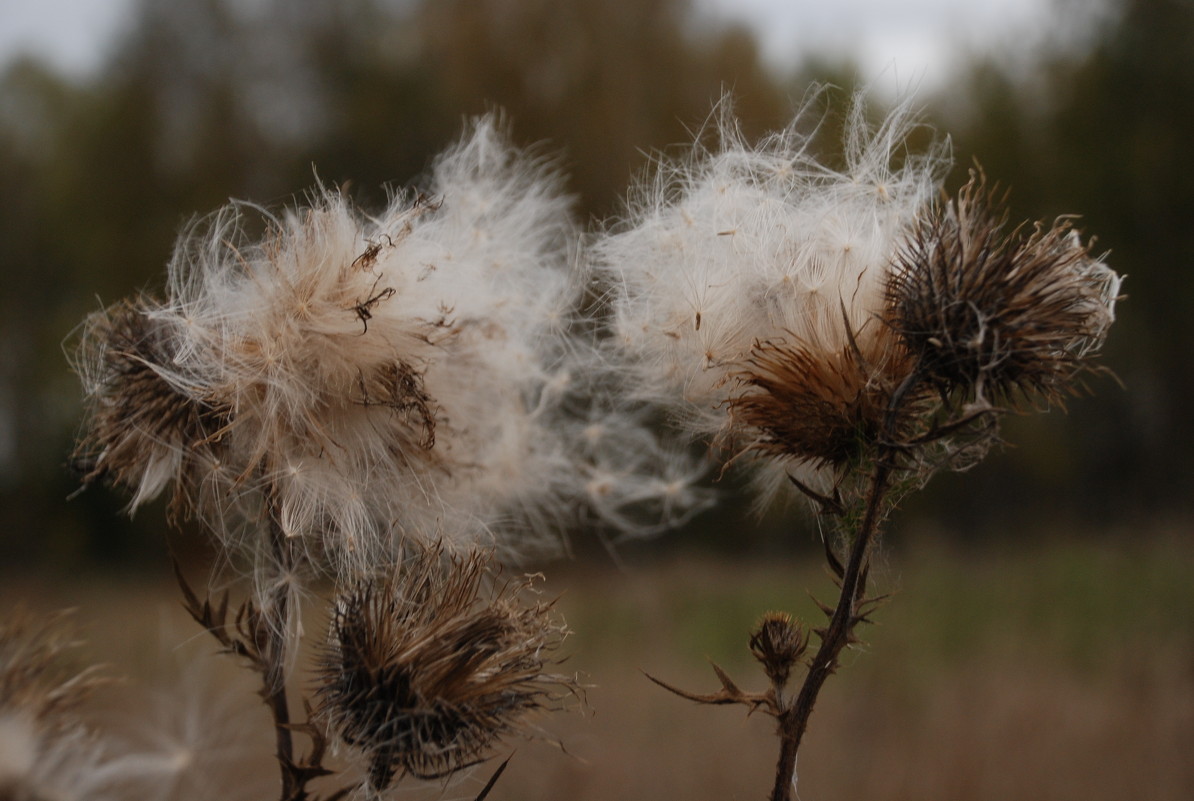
[176,495,354,801]
[767,372,916,801]
[769,457,894,801]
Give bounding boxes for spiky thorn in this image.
[768,456,896,801]
[820,532,846,580]
[280,700,364,798]
[811,527,893,632]
[644,662,775,717]
[788,474,846,517]
[473,755,514,801]
[175,562,259,667]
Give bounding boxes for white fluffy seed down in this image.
[180,119,580,568]
[594,94,949,497]
[76,117,706,574]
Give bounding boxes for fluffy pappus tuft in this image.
[0,719,117,801]
[71,116,619,575]
[92,648,277,801]
[596,91,947,497]
[887,169,1122,409]
[314,544,576,791]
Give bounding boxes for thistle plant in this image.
[597,94,1121,800]
[74,118,590,577]
[44,92,1122,800]
[64,117,695,799]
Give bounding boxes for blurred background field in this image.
[2,0,1193,798]
[4,530,1192,799]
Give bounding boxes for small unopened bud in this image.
[749,612,808,690]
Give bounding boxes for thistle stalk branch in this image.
[768,456,893,801]
[176,490,324,801]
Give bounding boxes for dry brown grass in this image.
[3,533,1191,800]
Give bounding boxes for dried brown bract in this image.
[887,170,1121,408]
[314,546,575,791]
[354,361,437,452]
[749,613,808,691]
[728,328,923,472]
[71,299,228,514]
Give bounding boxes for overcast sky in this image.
[2,0,1065,92]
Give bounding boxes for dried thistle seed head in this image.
[71,299,228,515]
[315,546,575,790]
[749,612,808,689]
[727,326,921,473]
[74,116,663,580]
[598,92,941,430]
[595,90,947,508]
[887,170,1121,408]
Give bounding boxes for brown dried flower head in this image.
[886,170,1121,408]
[749,612,808,690]
[71,299,229,515]
[315,546,575,790]
[728,326,921,473]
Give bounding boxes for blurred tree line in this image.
[0,0,1187,566]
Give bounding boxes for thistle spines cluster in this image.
[887,167,1121,411]
[314,545,576,793]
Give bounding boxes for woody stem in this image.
[768,457,894,801]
